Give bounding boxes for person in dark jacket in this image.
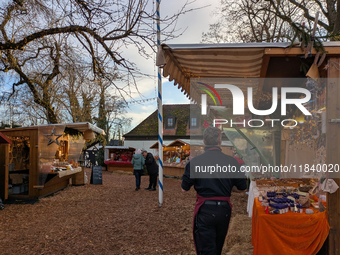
[181,127,247,255]
[131,149,145,191]
[142,150,158,191]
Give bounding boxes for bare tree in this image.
[202,0,340,43]
[0,0,194,123]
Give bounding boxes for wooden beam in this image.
[326,57,340,255]
[255,54,271,108]
[0,144,9,200]
[260,55,271,78]
[265,47,340,56]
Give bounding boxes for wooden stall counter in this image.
[163,163,186,178]
[252,197,329,255]
[57,167,82,178]
[105,161,134,172]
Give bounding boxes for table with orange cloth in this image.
[252,198,329,255]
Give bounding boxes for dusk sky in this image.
[123,0,219,132]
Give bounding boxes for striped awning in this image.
[157,43,290,102]
[157,42,340,102]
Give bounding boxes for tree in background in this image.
[202,0,340,43]
[0,0,193,124]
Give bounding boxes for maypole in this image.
[156,0,163,206]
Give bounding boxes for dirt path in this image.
[0,170,252,255]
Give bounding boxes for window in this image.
[168,117,174,127]
[190,115,199,129]
[191,117,197,127]
[165,116,175,129]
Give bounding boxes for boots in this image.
[145,186,151,190]
[135,185,140,191]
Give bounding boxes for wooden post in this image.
[326,58,340,255]
[0,143,10,200]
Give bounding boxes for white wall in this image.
[123,140,159,156]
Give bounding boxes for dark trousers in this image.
[149,173,158,188]
[194,202,231,255]
[134,170,142,187]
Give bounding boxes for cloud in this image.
[125,102,157,131]
[122,1,219,130]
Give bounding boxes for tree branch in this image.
[285,0,330,30]
[0,25,124,66]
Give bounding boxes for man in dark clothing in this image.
[142,150,158,191]
[181,127,247,255]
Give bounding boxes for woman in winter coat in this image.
[131,149,145,191]
[142,150,158,191]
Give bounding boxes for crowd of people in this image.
[131,149,158,191]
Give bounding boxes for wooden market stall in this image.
[104,146,135,172]
[162,140,187,178]
[149,141,164,150]
[0,122,105,199]
[157,139,233,178]
[157,42,340,254]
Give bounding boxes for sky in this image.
[123,0,220,133]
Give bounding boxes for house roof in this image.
[150,138,232,148]
[124,104,203,137]
[156,42,340,103]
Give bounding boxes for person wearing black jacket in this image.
[181,127,247,255]
[142,150,158,191]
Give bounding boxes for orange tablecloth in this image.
[252,198,329,255]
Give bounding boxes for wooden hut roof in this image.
[0,122,105,135]
[0,132,12,144]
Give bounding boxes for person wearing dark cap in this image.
[181,126,247,255]
[142,150,158,191]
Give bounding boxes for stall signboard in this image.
[90,165,102,185]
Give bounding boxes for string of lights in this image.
[126,96,157,105]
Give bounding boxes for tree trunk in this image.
[332,1,340,39]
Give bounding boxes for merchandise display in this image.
[254,179,325,215]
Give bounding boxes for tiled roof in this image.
[124,104,204,137]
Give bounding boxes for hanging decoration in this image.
[126,97,157,105]
[285,78,326,164]
[44,127,63,146]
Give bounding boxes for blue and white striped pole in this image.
[156,0,163,206]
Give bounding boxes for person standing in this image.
[142,150,158,191]
[131,149,145,191]
[181,127,247,255]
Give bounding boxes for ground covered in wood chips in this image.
[0,169,252,255]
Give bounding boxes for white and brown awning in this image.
[156,42,340,103]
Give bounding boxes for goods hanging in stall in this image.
[104,146,135,172]
[0,122,105,199]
